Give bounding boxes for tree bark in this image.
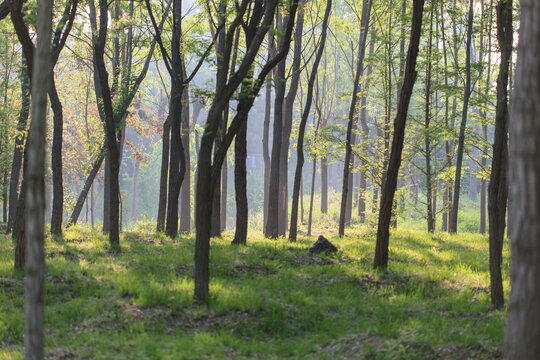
[374,0,424,269]
[49,77,64,235]
[157,117,170,232]
[424,3,435,233]
[487,0,512,310]
[179,74,191,234]
[25,0,52,356]
[505,0,540,356]
[232,120,248,245]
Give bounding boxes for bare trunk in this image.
[505,0,540,356]
[374,0,424,269]
[157,118,170,232]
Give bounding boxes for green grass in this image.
[0,222,508,359]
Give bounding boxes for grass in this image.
[0,221,508,359]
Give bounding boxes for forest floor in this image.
[0,222,508,359]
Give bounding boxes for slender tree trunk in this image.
[265,16,287,238]
[157,117,170,232]
[49,76,64,235]
[25,0,52,356]
[289,0,331,241]
[480,125,487,234]
[424,4,434,233]
[307,158,316,237]
[505,0,540,356]
[320,157,328,214]
[232,120,248,245]
[7,61,29,233]
[450,0,474,233]
[131,158,140,223]
[179,77,191,234]
[487,0,512,309]
[262,56,272,229]
[374,0,425,269]
[339,0,373,237]
[67,146,105,227]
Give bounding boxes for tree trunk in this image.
[374,0,424,269]
[339,0,373,237]
[262,50,272,228]
[320,157,328,214]
[265,17,287,239]
[424,4,434,233]
[289,0,331,241]
[7,61,29,233]
[480,125,487,234]
[131,158,140,223]
[450,0,474,233]
[157,117,170,232]
[49,76,64,235]
[66,146,105,227]
[179,77,191,234]
[487,0,512,310]
[25,0,52,355]
[505,0,540,356]
[307,158,316,237]
[232,120,248,245]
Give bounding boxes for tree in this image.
[487,0,512,310]
[289,0,332,242]
[374,0,425,269]
[25,0,53,357]
[338,0,373,237]
[195,0,298,301]
[504,0,540,357]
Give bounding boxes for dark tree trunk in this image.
[279,3,305,236]
[289,0,331,241]
[232,120,248,245]
[487,0,512,310]
[505,0,540,356]
[339,0,372,237]
[265,17,287,239]
[157,117,170,232]
[49,77,64,235]
[66,146,105,227]
[7,61,29,234]
[374,0,424,269]
[13,179,26,270]
[179,77,191,234]
[450,0,474,233]
[195,0,297,300]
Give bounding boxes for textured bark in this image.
[450,0,474,233]
[339,0,372,237]
[49,78,64,235]
[289,0,331,241]
[505,0,540,356]
[25,0,52,356]
[262,37,273,228]
[487,0,512,310]
[374,0,424,269]
[7,60,29,233]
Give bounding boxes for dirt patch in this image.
[228,260,277,277]
[433,344,502,359]
[315,333,385,359]
[46,348,79,360]
[0,276,23,293]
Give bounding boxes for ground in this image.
[0,222,508,359]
